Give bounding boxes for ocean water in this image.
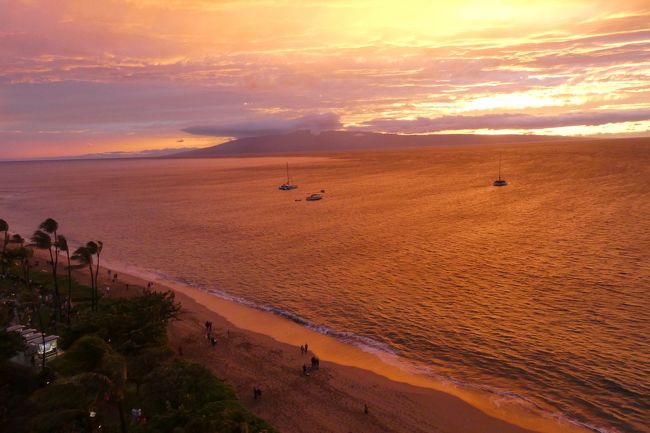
[1,141,648,433]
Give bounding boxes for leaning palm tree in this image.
[57,235,73,323]
[86,241,103,289]
[72,245,96,311]
[31,218,62,323]
[0,218,8,275]
[86,241,103,310]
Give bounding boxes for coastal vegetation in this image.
[0,217,276,433]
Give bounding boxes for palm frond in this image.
[71,246,92,265]
[39,218,59,234]
[31,230,52,249]
[57,234,69,252]
[85,241,98,254]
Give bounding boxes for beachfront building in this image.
[6,324,60,368]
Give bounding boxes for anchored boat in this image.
[279,162,298,190]
[493,154,508,187]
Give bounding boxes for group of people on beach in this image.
[108,270,118,283]
[204,320,218,347]
[299,343,321,376]
[106,269,156,294]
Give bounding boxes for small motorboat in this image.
[306,193,323,201]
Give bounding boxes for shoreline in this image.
[97,259,593,433]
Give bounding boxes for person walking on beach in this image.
[300,345,305,355]
[210,336,217,348]
[253,387,262,400]
[364,403,369,415]
[304,343,308,352]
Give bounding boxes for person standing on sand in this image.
[305,343,308,352]
[364,403,369,414]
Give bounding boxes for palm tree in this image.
[87,241,103,289]
[72,246,94,310]
[31,218,62,323]
[57,235,73,323]
[0,218,8,275]
[86,241,103,310]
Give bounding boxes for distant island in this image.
[170,130,570,157]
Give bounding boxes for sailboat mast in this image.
[498,154,502,180]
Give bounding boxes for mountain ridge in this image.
[170,130,572,157]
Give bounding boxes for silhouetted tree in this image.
[72,245,95,311]
[32,335,128,433]
[57,235,73,323]
[0,218,8,275]
[86,241,103,308]
[31,218,62,323]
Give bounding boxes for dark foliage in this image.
[135,360,275,433]
[61,290,180,355]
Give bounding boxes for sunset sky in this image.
[1,0,650,158]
